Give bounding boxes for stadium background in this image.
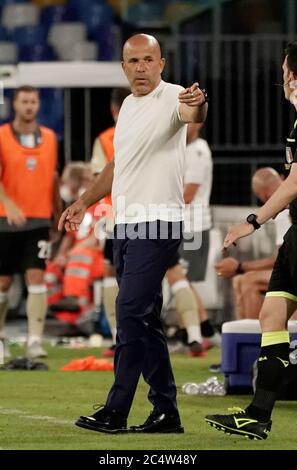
[0,0,296,205]
[1,0,297,452]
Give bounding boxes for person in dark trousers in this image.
[59,33,208,434]
[205,41,297,441]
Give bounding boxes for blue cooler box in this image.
[221,319,297,391]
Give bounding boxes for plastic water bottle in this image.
[182,377,226,396]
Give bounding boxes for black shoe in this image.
[209,363,221,373]
[188,341,205,357]
[50,296,80,313]
[205,407,272,440]
[130,409,184,433]
[75,406,128,434]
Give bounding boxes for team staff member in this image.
[59,33,208,434]
[0,85,61,359]
[92,91,206,359]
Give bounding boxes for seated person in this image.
[45,163,104,323]
[215,167,291,319]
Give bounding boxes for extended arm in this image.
[179,82,208,123]
[223,163,297,248]
[183,183,199,204]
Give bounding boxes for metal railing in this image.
[162,34,296,151]
[211,156,284,206]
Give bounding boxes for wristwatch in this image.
[246,213,261,230]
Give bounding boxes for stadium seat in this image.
[2,4,40,30]
[18,43,56,61]
[90,23,120,61]
[40,5,77,27]
[31,0,67,7]
[48,22,86,49]
[68,0,107,12]
[0,41,18,63]
[193,228,224,311]
[0,26,8,41]
[78,3,114,36]
[11,25,47,46]
[56,41,98,61]
[0,0,26,7]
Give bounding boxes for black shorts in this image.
[179,229,210,281]
[167,251,180,270]
[104,237,114,265]
[267,225,297,301]
[0,227,50,275]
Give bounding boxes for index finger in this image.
[189,82,199,93]
[58,210,68,231]
[179,87,190,96]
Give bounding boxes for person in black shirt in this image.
[205,41,297,440]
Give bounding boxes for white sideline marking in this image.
[0,407,72,425]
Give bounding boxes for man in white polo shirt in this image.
[59,33,208,434]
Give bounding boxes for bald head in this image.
[123,34,161,60]
[252,167,282,202]
[121,33,165,97]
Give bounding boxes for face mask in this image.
[78,187,87,197]
[60,184,73,204]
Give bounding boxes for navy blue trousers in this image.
[106,221,182,418]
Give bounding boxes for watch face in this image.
[247,214,256,223]
[246,213,260,228]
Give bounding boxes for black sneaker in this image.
[188,341,206,357]
[75,405,128,434]
[130,409,184,433]
[205,407,272,440]
[209,363,221,373]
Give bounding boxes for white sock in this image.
[186,325,202,344]
[111,327,117,344]
[28,335,42,347]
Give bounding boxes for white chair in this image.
[161,227,224,328]
[56,41,98,61]
[2,5,40,30]
[48,22,86,48]
[192,227,224,310]
[0,41,18,63]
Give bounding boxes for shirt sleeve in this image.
[184,141,211,185]
[90,138,108,173]
[163,84,185,128]
[274,209,291,246]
